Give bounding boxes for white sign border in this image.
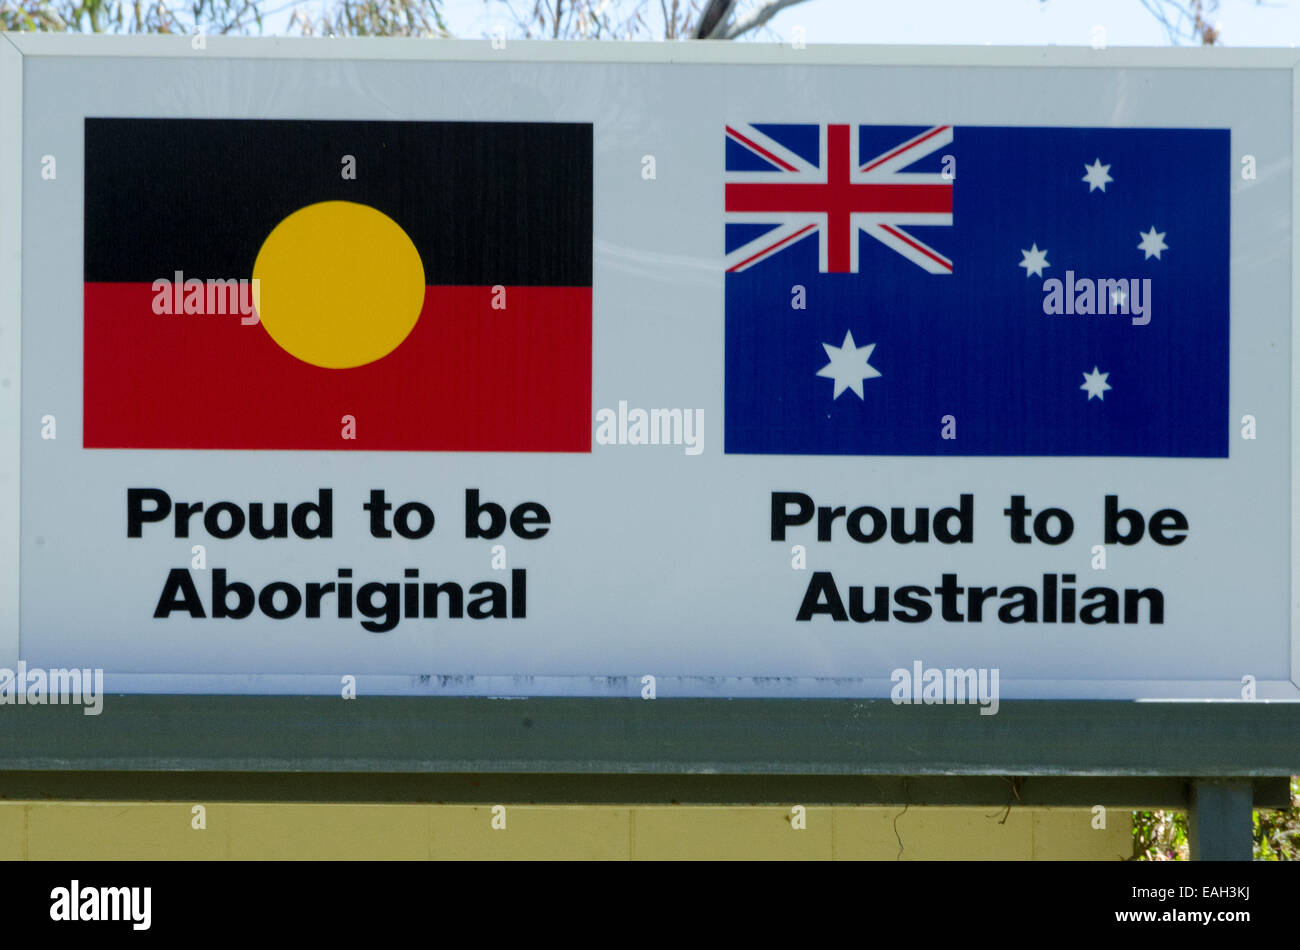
[0,34,1296,695]
[1,35,22,671]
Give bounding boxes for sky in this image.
[265,0,1300,46]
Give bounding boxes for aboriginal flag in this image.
[84,119,592,451]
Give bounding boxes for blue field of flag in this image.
[723,124,1230,458]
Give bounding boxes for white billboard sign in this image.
[2,37,1297,701]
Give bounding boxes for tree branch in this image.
[719,0,808,40]
[692,0,734,38]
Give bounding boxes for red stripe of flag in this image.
[878,224,953,272]
[859,125,951,172]
[84,283,591,451]
[725,125,799,172]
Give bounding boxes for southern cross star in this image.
[1137,226,1168,260]
[1082,158,1113,192]
[817,330,881,399]
[1019,243,1050,278]
[1081,366,1112,401]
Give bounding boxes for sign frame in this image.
[0,34,1296,778]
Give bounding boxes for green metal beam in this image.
[1,697,1296,776]
[0,770,1289,808]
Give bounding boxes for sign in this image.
[2,37,1297,704]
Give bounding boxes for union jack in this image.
[724,123,955,274]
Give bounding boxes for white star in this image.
[1081,366,1112,401]
[1137,226,1168,260]
[817,330,881,400]
[1019,243,1050,278]
[1082,158,1113,192]
[1111,285,1127,309]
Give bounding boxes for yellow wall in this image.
[0,802,1132,859]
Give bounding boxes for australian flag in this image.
[723,123,1229,457]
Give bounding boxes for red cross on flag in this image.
[724,123,954,274]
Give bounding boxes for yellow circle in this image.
[251,201,425,369]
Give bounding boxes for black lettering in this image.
[511,569,526,617]
[771,492,814,541]
[394,501,435,539]
[364,489,392,538]
[1104,495,1145,545]
[893,585,933,623]
[1081,587,1119,624]
[890,507,929,543]
[1003,495,1032,543]
[174,501,204,538]
[248,502,288,540]
[204,501,245,539]
[817,505,846,541]
[468,581,508,618]
[422,582,463,619]
[848,585,889,621]
[293,489,333,538]
[305,582,335,618]
[846,506,886,543]
[933,494,974,543]
[1033,507,1074,545]
[795,571,846,621]
[212,568,254,619]
[997,586,1038,623]
[465,489,506,539]
[937,573,965,621]
[1124,588,1164,624]
[966,586,998,622]
[357,582,400,632]
[153,568,205,617]
[127,488,171,538]
[258,581,302,619]
[1149,509,1188,546]
[510,503,550,539]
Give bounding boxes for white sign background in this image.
[3,38,1297,699]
